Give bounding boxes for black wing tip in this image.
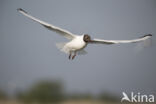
[17,8,27,13]
[140,34,152,38]
[145,34,152,36]
[144,34,152,37]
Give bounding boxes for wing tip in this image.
[17,8,27,13]
[140,34,152,38]
[144,34,152,37]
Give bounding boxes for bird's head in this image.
[83,34,91,43]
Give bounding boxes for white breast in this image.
[65,35,87,51]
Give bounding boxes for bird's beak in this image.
[89,40,94,43]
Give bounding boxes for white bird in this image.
[17,8,152,60]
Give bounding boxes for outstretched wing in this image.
[90,34,152,44]
[17,8,76,40]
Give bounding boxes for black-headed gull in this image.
[17,8,152,60]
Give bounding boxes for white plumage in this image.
[17,8,152,60]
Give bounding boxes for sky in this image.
[0,0,156,96]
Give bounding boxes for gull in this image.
[17,8,152,60]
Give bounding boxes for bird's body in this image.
[65,35,87,52]
[56,35,87,59]
[17,8,152,60]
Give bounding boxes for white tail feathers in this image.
[56,42,70,54]
[56,42,88,55]
[56,43,66,49]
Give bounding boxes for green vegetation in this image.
[99,92,119,102]
[67,93,93,100]
[16,80,64,104]
[0,89,7,100]
[14,80,120,103]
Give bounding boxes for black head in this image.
[83,34,91,42]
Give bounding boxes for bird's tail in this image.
[56,42,69,54]
[56,42,66,49]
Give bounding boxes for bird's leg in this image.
[72,51,76,60]
[69,52,72,60]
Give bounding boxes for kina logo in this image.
[121,92,155,103]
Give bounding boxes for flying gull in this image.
[17,8,152,60]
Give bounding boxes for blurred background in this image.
[0,0,156,104]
